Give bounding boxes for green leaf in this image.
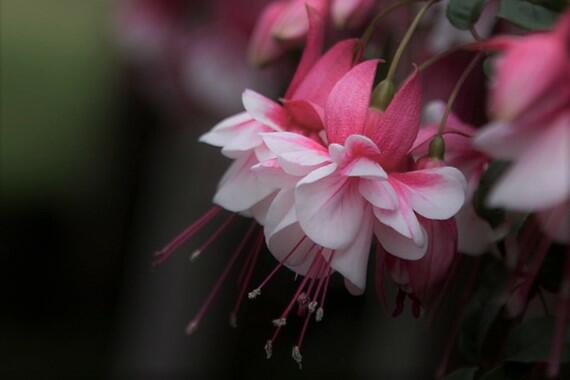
[447,0,489,30]
[443,367,478,380]
[473,160,510,228]
[506,317,570,362]
[498,0,561,30]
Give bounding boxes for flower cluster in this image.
[143,0,570,376]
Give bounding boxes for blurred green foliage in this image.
[1,0,115,200]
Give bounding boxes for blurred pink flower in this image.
[474,12,570,242]
[248,0,376,65]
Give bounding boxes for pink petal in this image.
[250,158,298,189]
[289,39,359,106]
[489,114,570,210]
[325,60,381,144]
[359,179,399,210]
[214,153,278,212]
[200,113,270,158]
[407,217,457,300]
[373,196,426,248]
[332,0,375,28]
[282,99,324,130]
[342,157,387,179]
[374,221,427,260]
[272,0,327,42]
[284,5,325,98]
[296,163,366,249]
[264,188,297,239]
[365,68,422,169]
[266,223,318,275]
[261,131,330,176]
[242,89,289,130]
[474,121,540,160]
[331,208,374,292]
[343,134,382,159]
[389,167,467,220]
[491,35,567,120]
[247,1,288,66]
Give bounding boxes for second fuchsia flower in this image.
[474,11,570,243]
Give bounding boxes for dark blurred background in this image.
[1,1,447,378]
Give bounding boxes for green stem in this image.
[384,0,439,84]
[357,0,417,57]
[437,52,483,136]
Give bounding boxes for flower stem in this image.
[384,0,439,85]
[355,0,417,60]
[437,52,483,136]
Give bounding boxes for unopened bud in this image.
[371,79,395,110]
[428,135,445,161]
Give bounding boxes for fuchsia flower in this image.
[248,0,376,65]
[473,11,570,243]
[260,62,467,295]
[413,101,495,254]
[200,7,358,221]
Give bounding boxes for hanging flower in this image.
[260,62,467,297]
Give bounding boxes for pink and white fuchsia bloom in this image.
[473,11,570,243]
[200,8,359,224]
[259,61,467,296]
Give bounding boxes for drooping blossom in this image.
[381,215,457,317]
[259,62,467,298]
[413,101,495,255]
[248,0,376,65]
[473,11,570,243]
[153,7,363,358]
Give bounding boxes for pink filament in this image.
[253,237,309,292]
[231,230,264,317]
[277,249,324,321]
[192,213,238,260]
[185,221,257,334]
[153,206,222,266]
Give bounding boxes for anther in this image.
[229,312,237,328]
[190,249,201,262]
[248,288,261,299]
[292,346,303,369]
[264,340,273,359]
[315,307,324,322]
[272,318,287,327]
[308,301,318,313]
[185,320,198,335]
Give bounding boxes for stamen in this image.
[230,230,265,324]
[316,251,335,322]
[272,318,287,327]
[184,221,257,335]
[292,346,303,369]
[153,206,222,266]
[264,340,273,359]
[273,250,323,326]
[249,237,310,300]
[190,214,238,262]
